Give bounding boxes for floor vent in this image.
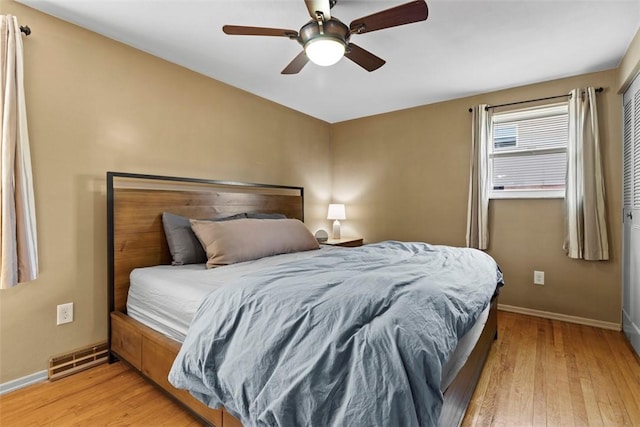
[48,341,108,381]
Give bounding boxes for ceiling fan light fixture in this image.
[304,37,345,66]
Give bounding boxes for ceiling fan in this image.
[222,0,429,74]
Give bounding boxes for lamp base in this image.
[332,220,341,239]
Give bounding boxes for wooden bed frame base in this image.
[111,311,242,426]
[107,172,499,427]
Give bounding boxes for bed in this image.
[107,172,502,427]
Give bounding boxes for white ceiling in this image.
[16,0,640,123]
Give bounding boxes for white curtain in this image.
[466,104,491,250]
[564,87,608,260]
[0,15,38,288]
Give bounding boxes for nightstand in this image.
[322,237,363,247]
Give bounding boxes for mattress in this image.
[127,245,489,392]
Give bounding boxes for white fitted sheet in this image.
[126,246,490,391]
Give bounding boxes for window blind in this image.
[490,103,568,193]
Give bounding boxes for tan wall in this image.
[0,1,332,383]
[618,27,640,92]
[331,69,622,324]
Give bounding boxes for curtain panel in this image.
[564,87,609,261]
[1,15,38,288]
[466,105,491,250]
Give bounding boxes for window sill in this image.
[489,190,564,200]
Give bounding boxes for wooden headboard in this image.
[107,172,305,314]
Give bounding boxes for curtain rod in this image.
[467,87,604,113]
[20,25,31,36]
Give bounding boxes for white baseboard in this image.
[498,304,621,331]
[0,370,47,395]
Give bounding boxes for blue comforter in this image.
[168,241,502,427]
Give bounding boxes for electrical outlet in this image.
[533,270,545,285]
[57,302,74,325]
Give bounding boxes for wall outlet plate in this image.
[57,302,74,325]
[533,270,545,285]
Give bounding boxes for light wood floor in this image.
[464,311,640,427]
[1,311,639,426]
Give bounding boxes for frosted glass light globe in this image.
[305,38,345,66]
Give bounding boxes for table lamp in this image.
[327,204,346,239]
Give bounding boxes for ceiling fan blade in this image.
[349,0,428,34]
[305,0,331,20]
[344,43,385,72]
[223,25,298,38]
[282,51,309,74]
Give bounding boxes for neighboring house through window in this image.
[489,103,569,199]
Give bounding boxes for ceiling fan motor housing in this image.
[299,18,350,48]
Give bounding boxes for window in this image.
[489,103,569,199]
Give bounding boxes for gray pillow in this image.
[245,212,287,219]
[162,212,246,265]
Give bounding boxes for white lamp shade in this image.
[327,204,346,220]
[305,38,345,66]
